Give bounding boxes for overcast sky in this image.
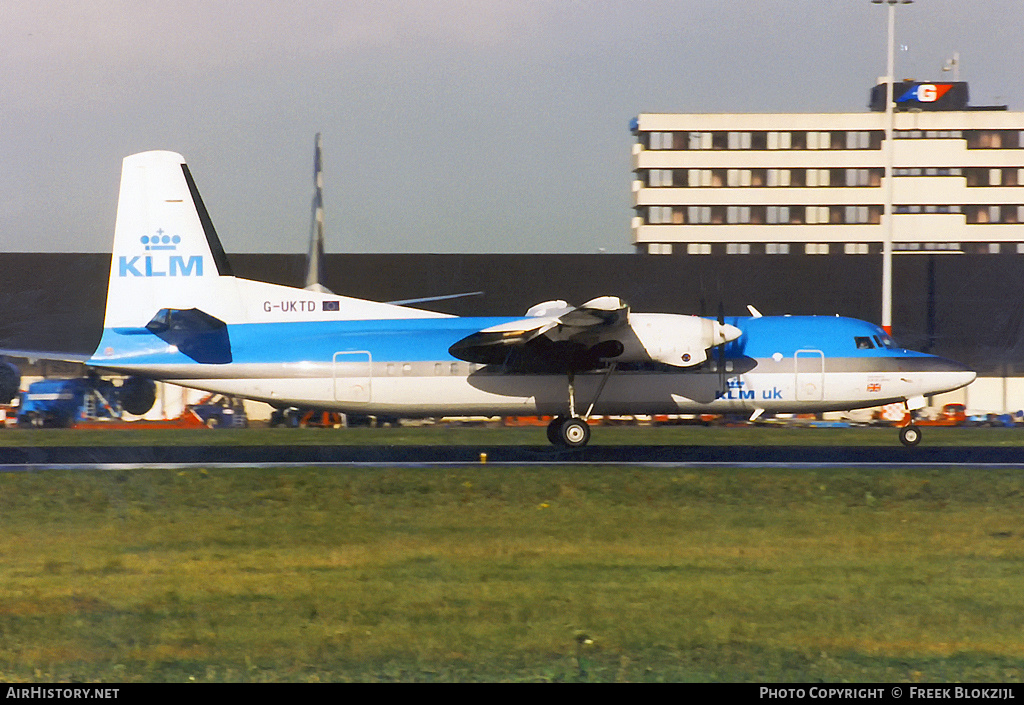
[2,0,1021,254]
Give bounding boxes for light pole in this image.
[873,0,912,335]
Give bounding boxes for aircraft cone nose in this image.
[717,323,743,344]
[909,356,977,395]
[939,357,976,386]
[955,365,977,388]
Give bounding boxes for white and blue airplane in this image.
[32,150,978,446]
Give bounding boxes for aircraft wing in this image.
[0,349,93,404]
[449,297,741,372]
[0,349,92,365]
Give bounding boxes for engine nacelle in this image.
[120,376,157,416]
[619,314,742,367]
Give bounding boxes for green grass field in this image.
[2,459,1024,682]
[1,423,1024,447]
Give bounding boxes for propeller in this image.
[717,301,727,396]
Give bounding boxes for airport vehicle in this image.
[914,403,968,427]
[187,394,248,428]
[14,376,244,429]
[17,377,122,428]
[5,150,976,446]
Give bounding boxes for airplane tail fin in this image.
[103,150,235,329]
[98,150,448,351]
[304,133,333,294]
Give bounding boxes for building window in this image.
[767,131,792,150]
[726,206,751,224]
[687,169,710,187]
[805,206,830,224]
[688,132,713,150]
[965,205,1009,223]
[648,169,676,187]
[806,169,831,187]
[646,206,684,224]
[805,243,830,255]
[844,168,883,186]
[647,132,675,150]
[966,168,1023,186]
[648,243,673,255]
[903,204,960,214]
[898,167,962,177]
[844,243,870,255]
[844,205,882,224]
[894,130,964,140]
[966,130,1021,149]
[686,243,711,255]
[766,206,790,224]
[765,243,790,254]
[727,169,752,187]
[767,169,791,187]
[687,206,711,224]
[806,131,831,150]
[727,132,752,150]
[845,131,874,149]
[726,243,751,254]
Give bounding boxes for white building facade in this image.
[632,91,1024,257]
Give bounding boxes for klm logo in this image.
[118,231,203,277]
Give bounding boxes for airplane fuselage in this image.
[89,313,974,418]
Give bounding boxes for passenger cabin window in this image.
[855,336,875,350]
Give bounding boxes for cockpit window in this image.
[855,336,875,350]
[873,334,897,349]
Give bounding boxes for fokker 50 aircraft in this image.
[33,150,977,446]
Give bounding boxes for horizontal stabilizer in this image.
[144,308,232,364]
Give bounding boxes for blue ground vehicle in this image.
[17,377,121,428]
[187,395,249,428]
[16,378,248,429]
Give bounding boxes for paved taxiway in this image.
[1,444,1023,470]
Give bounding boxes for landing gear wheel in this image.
[547,416,567,445]
[558,417,591,448]
[899,424,922,447]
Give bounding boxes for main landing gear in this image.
[547,365,616,448]
[547,415,591,448]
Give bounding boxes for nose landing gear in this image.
[899,424,922,447]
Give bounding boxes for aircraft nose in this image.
[907,356,976,393]
[951,362,977,389]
